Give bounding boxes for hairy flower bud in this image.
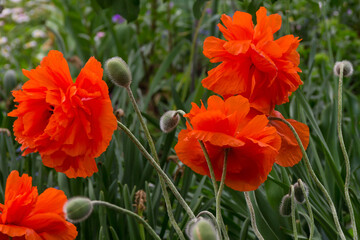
[64,197,93,223]
[186,217,218,240]
[279,194,292,217]
[334,60,353,77]
[3,69,17,96]
[105,57,132,87]
[160,110,180,133]
[294,181,308,204]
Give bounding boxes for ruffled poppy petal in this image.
[174,130,211,176]
[21,214,77,240]
[225,140,278,191]
[8,50,117,178]
[201,7,302,114]
[269,111,310,167]
[175,96,282,191]
[202,60,252,96]
[203,36,230,63]
[2,171,38,225]
[0,224,40,240]
[22,50,72,92]
[0,171,77,239]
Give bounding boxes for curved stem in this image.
[337,63,357,240]
[181,114,218,193]
[216,149,229,240]
[268,117,345,240]
[117,120,195,222]
[92,200,161,240]
[290,185,298,240]
[182,113,229,239]
[298,179,314,240]
[244,192,264,240]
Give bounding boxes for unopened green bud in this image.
[279,194,292,217]
[160,110,180,133]
[294,181,308,204]
[3,69,17,96]
[105,57,132,87]
[64,197,93,223]
[334,60,353,77]
[186,217,218,240]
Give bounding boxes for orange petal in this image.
[203,36,229,63]
[270,111,310,167]
[202,60,252,96]
[223,40,251,55]
[22,50,72,92]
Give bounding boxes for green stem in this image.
[181,114,218,193]
[298,179,314,240]
[118,121,186,239]
[268,117,345,240]
[337,63,357,240]
[138,211,146,240]
[244,192,264,240]
[91,201,160,240]
[215,149,229,240]
[181,112,229,239]
[290,185,298,240]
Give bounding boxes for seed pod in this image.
[64,197,93,223]
[334,60,353,77]
[105,57,132,87]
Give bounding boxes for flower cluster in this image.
[0,170,77,239]
[175,7,309,191]
[8,50,117,178]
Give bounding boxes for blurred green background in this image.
[0,0,360,239]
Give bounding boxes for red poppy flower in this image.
[269,110,309,167]
[0,170,77,239]
[202,7,302,114]
[8,50,117,178]
[174,95,281,191]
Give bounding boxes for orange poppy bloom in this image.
[202,7,302,114]
[175,95,281,191]
[269,110,309,167]
[8,50,117,178]
[0,170,77,239]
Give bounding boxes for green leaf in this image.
[113,0,140,22]
[193,0,209,19]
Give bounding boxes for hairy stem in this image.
[244,192,264,240]
[268,117,345,240]
[290,185,298,240]
[337,63,357,240]
[298,179,314,240]
[215,149,229,240]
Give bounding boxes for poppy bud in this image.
[294,181,308,204]
[105,57,132,87]
[279,194,292,217]
[186,217,218,240]
[64,197,93,223]
[160,110,180,133]
[115,108,125,120]
[3,69,17,96]
[334,60,353,77]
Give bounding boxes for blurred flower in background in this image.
[32,29,46,38]
[94,31,105,41]
[112,14,125,24]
